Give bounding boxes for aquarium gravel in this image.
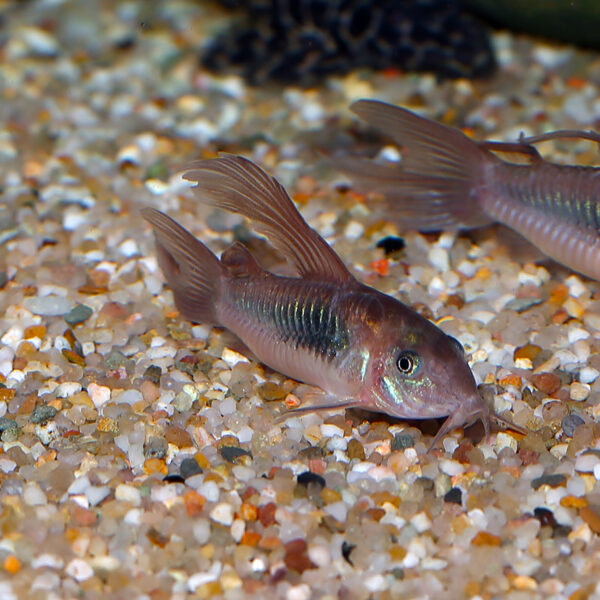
[1,1,600,599]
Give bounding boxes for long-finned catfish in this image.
[344,99,600,281]
[143,155,518,448]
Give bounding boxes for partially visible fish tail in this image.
[347,100,497,231]
[142,208,222,324]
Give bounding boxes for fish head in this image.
[367,317,486,427]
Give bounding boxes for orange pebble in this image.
[549,283,569,304]
[499,374,522,388]
[566,76,587,90]
[239,502,258,521]
[184,490,206,517]
[560,496,588,509]
[284,393,301,409]
[3,555,20,574]
[240,531,261,547]
[143,458,168,475]
[24,324,46,338]
[370,258,389,276]
[258,535,282,550]
[471,531,502,546]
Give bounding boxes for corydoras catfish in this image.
[143,155,500,447]
[343,99,600,280]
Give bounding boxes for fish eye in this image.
[396,351,420,376]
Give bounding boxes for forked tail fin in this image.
[343,100,497,231]
[142,208,222,324]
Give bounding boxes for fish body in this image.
[143,155,489,445]
[345,99,600,281]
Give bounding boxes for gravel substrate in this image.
[1,1,600,599]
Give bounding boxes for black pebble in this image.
[562,413,585,437]
[297,471,326,489]
[180,457,203,479]
[392,433,414,450]
[531,473,566,490]
[341,540,355,565]
[532,507,571,536]
[163,474,185,484]
[143,365,162,384]
[220,446,253,463]
[376,236,405,256]
[444,487,462,505]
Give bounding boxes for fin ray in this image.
[183,155,355,283]
[346,100,495,230]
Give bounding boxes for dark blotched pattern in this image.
[203,0,496,84]
[236,281,350,360]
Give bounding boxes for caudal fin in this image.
[142,208,222,324]
[344,100,496,231]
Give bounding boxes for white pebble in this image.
[364,574,388,592]
[457,259,477,278]
[287,584,312,600]
[429,247,450,271]
[124,509,142,525]
[579,367,599,384]
[568,327,590,343]
[236,425,254,444]
[55,382,82,398]
[65,558,93,582]
[422,558,448,570]
[193,519,211,544]
[63,210,88,231]
[307,544,331,568]
[0,458,16,473]
[320,423,344,438]
[114,389,143,405]
[411,511,432,533]
[115,484,141,506]
[221,347,249,367]
[323,501,347,522]
[118,239,138,257]
[31,572,60,591]
[495,432,518,453]
[438,459,465,477]
[32,553,64,569]
[219,397,237,416]
[23,482,47,506]
[570,382,590,401]
[0,326,22,349]
[565,275,588,297]
[576,453,600,473]
[87,383,111,408]
[187,562,221,592]
[230,518,245,542]
[25,295,73,316]
[344,220,364,240]
[195,480,219,502]
[210,502,234,525]
[86,486,110,506]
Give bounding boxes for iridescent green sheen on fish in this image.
[143,154,509,448]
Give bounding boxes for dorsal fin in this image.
[183,155,355,284]
[220,241,265,279]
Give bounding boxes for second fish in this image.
[143,155,494,447]
[344,99,600,281]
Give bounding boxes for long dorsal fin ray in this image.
[183,155,355,284]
